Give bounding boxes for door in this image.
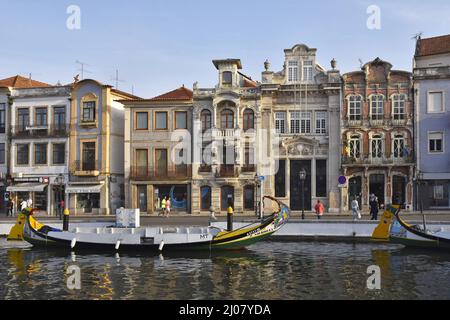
[137,185,147,212]
[290,160,311,211]
[155,149,167,177]
[392,175,406,209]
[369,174,385,207]
[348,176,362,210]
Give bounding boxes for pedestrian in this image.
[165,196,171,218]
[26,197,33,208]
[159,197,166,216]
[7,199,14,217]
[369,195,379,220]
[351,197,361,221]
[20,199,27,212]
[59,199,65,219]
[314,200,324,220]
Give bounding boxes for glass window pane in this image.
[155,112,167,130]
[176,112,187,129]
[136,112,148,130]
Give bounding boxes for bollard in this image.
[227,205,234,232]
[63,208,70,231]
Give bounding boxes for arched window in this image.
[243,109,254,131]
[200,186,212,211]
[221,109,234,129]
[348,95,362,120]
[392,94,406,120]
[221,186,234,210]
[371,134,383,158]
[370,95,384,120]
[201,110,211,132]
[243,185,255,210]
[222,71,232,86]
[349,135,361,159]
[393,134,405,158]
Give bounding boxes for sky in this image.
[0,0,449,98]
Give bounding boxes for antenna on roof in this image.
[358,59,363,68]
[412,32,423,41]
[111,69,126,90]
[75,60,92,80]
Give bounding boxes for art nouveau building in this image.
[191,59,261,215]
[123,86,193,214]
[341,58,414,211]
[68,79,139,215]
[260,44,342,213]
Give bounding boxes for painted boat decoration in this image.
[372,205,450,249]
[23,196,290,252]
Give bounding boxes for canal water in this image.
[1,238,450,300]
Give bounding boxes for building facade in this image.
[341,58,414,212]
[414,35,450,210]
[260,44,342,213]
[123,86,193,214]
[68,79,138,215]
[191,59,261,215]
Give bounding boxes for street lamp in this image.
[254,173,261,220]
[55,174,65,219]
[416,171,426,232]
[299,168,307,220]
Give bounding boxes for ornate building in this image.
[191,59,261,215]
[341,58,414,211]
[260,44,342,213]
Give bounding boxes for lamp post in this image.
[416,171,426,232]
[254,173,261,220]
[299,168,307,220]
[55,174,64,219]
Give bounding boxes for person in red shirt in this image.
[314,200,325,220]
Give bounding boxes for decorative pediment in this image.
[280,136,319,156]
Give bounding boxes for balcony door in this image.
[155,149,167,177]
[82,142,96,171]
[53,106,66,132]
[136,149,148,177]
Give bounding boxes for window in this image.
[275,112,286,133]
[17,108,29,132]
[221,186,234,210]
[82,142,96,170]
[348,96,362,121]
[244,141,255,169]
[290,111,300,134]
[35,108,48,126]
[275,160,286,197]
[429,181,449,208]
[392,94,406,120]
[136,149,148,176]
[315,111,327,134]
[300,112,312,134]
[34,143,47,165]
[222,71,232,86]
[175,111,187,129]
[428,92,444,113]
[200,186,212,211]
[393,135,405,158]
[53,106,66,131]
[288,61,299,82]
[429,132,443,153]
[0,103,5,133]
[243,109,254,131]
[155,112,168,130]
[201,110,212,132]
[371,135,383,158]
[370,95,384,120]
[303,60,313,81]
[275,112,286,134]
[82,101,95,122]
[316,160,327,197]
[349,135,361,159]
[17,144,29,165]
[0,143,4,164]
[136,112,148,130]
[220,109,234,129]
[52,143,65,165]
[155,149,168,176]
[244,185,255,210]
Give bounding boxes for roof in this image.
[416,34,450,57]
[212,59,242,70]
[0,75,51,88]
[148,86,193,101]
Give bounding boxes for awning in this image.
[65,184,104,194]
[6,183,48,192]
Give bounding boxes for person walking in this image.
[165,196,171,218]
[159,197,166,216]
[369,194,379,221]
[20,198,27,212]
[7,199,14,217]
[314,200,324,220]
[351,197,361,221]
[26,197,33,209]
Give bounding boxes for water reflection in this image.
[2,239,450,300]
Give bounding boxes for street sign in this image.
[258,176,266,181]
[338,176,347,188]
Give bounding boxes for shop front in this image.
[66,183,104,215]
[6,177,50,214]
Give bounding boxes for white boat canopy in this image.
[65,184,103,194]
[7,183,48,192]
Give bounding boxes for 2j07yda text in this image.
[223,304,271,317]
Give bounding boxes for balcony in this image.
[130,165,192,181]
[214,128,239,138]
[369,119,385,127]
[11,125,70,139]
[342,155,414,166]
[198,164,212,174]
[71,160,101,176]
[241,165,256,173]
[217,165,239,178]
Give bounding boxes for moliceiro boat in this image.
[23,196,290,252]
[372,205,450,249]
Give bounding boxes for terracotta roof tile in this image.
[243,79,257,88]
[416,34,450,57]
[0,75,51,88]
[149,86,193,101]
